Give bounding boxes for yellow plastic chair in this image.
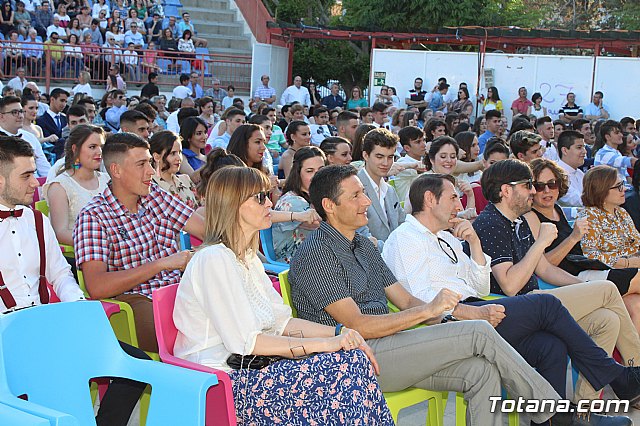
[278,270,445,426]
[34,200,74,257]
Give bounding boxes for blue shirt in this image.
[183,148,205,171]
[105,105,127,131]
[208,132,231,150]
[478,130,495,154]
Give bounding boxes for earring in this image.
[73,158,81,170]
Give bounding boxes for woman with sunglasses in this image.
[451,86,473,117]
[525,161,640,329]
[173,166,393,425]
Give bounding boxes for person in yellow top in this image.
[481,86,504,114]
[44,33,65,77]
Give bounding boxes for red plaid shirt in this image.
[74,183,194,296]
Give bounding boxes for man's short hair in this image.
[594,91,604,97]
[281,104,291,115]
[50,88,69,99]
[248,114,270,126]
[572,118,589,131]
[179,73,190,84]
[485,109,501,120]
[0,135,34,177]
[120,110,149,128]
[600,120,622,140]
[148,72,158,81]
[226,108,246,121]
[371,102,387,113]
[484,140,510,160]
[177,107,199,126]
[409,173,455,214]
[309,164,358,221]
[0,96,21,110]
[535,116,552,129]
[398,126,424,148]
[620,117,635,129]
[557,130,584,159]
[480,159,532,204]
[91,18,99,25]
[110,89,125,98]
[337,110,358,128]
[103,132,150,173]
[76,97,96,109]
[313,106,328,117]
[362,128,398,155]
[359,108,372,119]
[289,104,304,115]
[510,131,541,158]
[67,104,87,118]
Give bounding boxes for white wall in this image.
[370,49,640,122]
[251,42,289,103]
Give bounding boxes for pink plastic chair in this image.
[152,284,237,426]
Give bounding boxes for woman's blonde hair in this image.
[203,166,270,257]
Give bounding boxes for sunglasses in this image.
[508,179,533,190]
[610,181,625,192]
[251,191,269,205]
[532,180,559,192]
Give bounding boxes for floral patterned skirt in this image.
[229,349,394,425]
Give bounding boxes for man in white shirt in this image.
[172,74,193,100]
[0,96,50,177]
[46,16,67,41]
[166,97,195,134]
[393,126,426,202]
[381,172,640,422]
[0,135,151,426]
[583,91,609,121]
[206,108,246,150]
[309,106,331,146]
[280,75,310,107]
[557,130,587,207]
[371,102,389,129]
[7,67,28,92]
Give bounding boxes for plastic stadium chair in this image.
[259,228,289,273]
[0,401,78,425]
[34,200,74,257]
[277,269,444,425]
[0,302,220,425]
[180,231,192,250]
[152,284,237,426]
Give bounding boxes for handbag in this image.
[226,353,284,370]
[564,254,610,273]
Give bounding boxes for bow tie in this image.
[0,209,23,219]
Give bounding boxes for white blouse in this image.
[173,244,292,371]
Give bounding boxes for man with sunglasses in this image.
[74,133,205,352]
[382,173,638,424]
[473,159,640,405]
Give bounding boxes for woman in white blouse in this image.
[43,125,110,246]
[173,166,393,425]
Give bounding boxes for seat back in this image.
[259,227,279,263]
[277,269,297,317]
[152,285,237,426]
[34,200,49,216]
[472,185,488,215]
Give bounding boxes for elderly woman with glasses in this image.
[173,166,393,425]
[525,161,640,330]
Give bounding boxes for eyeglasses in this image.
[532,180,559,192]
[610,181,625,192]
[437,237,458,264]
[0,109,25,116]
[251,191,269,205]
[508,179,533,190]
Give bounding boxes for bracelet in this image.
[335,323,344,336]
[290,212,294,222]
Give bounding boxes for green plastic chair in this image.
[34,200,74,257]
[278,270,445,426]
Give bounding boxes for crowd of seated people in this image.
[2,71,640,425]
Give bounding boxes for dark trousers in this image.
[95,341,150,426]
[466,293,623,398]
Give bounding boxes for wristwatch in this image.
[441,314,459,324]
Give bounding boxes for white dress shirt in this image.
[363,168,389,221]
[280,85,311,107]
[557,158,585,207]
[166,109,180,133]
[0,203,84,311]
[173,244,292,371]
[7,77,28,91]
[0,126,50,178]
[382,215,491,304]
[541,140,559,162]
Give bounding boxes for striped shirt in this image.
[74,183,193,296]
[289,222,396,326]
[254,85,276,105]
[594,144,631,187]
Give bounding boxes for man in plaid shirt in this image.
[73,133,204,352]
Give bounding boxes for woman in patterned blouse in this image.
[149,130,198,209]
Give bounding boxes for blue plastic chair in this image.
[259,227,289,273]
[179,231,192,250]
[0,302,220,426]
[0,403,56,425]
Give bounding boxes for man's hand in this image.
[537,222,558,248]
[478,304,506,327]
[449,218,479,243]
[429,288,462,315]
[161,250,194,272]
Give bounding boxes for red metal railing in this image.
[3,40,251,95]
